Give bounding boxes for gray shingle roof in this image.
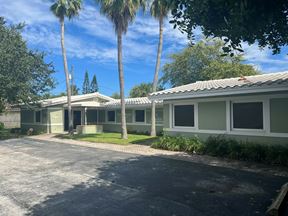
[103,97,162,108]
[150,72,288,99]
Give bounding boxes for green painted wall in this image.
[126,109,133,123]
[163,104,170,128]
[164,130,288,145]
[48,107,63,133]
[270,98,288,133]
[116,110,121,123]
[198,101,226,130]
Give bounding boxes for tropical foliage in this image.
[50,0,82,134]
[129,82,163,98]
[171,0,288,55]
[161,40,258,87]
[150,0,175,136]
[0,18,55,113]
[96,0,145,139]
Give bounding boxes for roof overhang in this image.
[149,85,288,101]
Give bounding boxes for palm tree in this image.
[96,0,145,139]
[150,0,174,136]
[50,0,82,135]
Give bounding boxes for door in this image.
[73,110,82,129]
[64,110,69,131]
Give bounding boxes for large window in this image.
[107,111,115,122]
[232,102,263,129]
[35,111,41,123]
[135,110,145,123]
[174,105,194,127]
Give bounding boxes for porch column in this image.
[84,107,87,125]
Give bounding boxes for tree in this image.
[0,18,55,113]
[50,0,82,135]
[129,83,152,98]
[171,0,288,55]
[129,82,164,98]
[110,92,121,99]
[90,74,99,93]
[82,70,90,94]
[96,0,145,139]
[161,40,259,87]
[150,0,175,136]
[71,84,79,95]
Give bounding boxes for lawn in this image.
[0,129,21,140]
[57,132,159,145]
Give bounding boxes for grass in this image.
[0,128,22,140]
[57,132,159,145]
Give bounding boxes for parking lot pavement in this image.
[0,138,287,216]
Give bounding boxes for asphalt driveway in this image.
[0,138,287,216]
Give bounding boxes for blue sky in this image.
[2,0,288,96]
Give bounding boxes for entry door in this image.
[64,110,69,131]
[73,110,82,129]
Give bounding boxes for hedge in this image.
[151,135,288,166]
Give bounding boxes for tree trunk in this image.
[117,31,128,139]
[60,18,73,135]
[151,17,164,137]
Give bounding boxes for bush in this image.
[0,122,4,130]
[152,135,288,166]
[151,135,205,154]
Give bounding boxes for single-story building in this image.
[149,71,288,145]
[20,93,163,135]
[21,71,288,144]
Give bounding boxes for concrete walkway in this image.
[30,134,288,177]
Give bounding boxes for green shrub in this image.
[152,134,288,166]
[205,135,288,166]
[0,122,4,130]
[151,135,205,153]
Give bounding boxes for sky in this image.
[1,0,288,96]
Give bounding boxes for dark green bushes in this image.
[0,122,4,130]
[152,135,288,166]
[151,135,205,153]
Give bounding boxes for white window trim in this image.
[172,103,197,129]
[134,109,146,123]
[231,100,265,132]
[34,110,42,124]
[106,110,116,123]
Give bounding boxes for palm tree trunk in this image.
[117,31,128,139]
[151,16,164,137]
[60,18,73,135]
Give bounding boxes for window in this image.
[107,111,115,122]
[135,110,145,123]
[35,111,41,123]
[232,102,263,129]
[174,105,194,127]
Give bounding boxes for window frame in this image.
[35,110,41,124]
[106,110,116,123]
[231,100,265,132]
[172,103,196,129]
[134,109,146,123]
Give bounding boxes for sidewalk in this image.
[30,134,288,177]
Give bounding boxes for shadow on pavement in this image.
[27,155,288,216]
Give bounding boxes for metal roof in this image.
[149,72,288,99]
